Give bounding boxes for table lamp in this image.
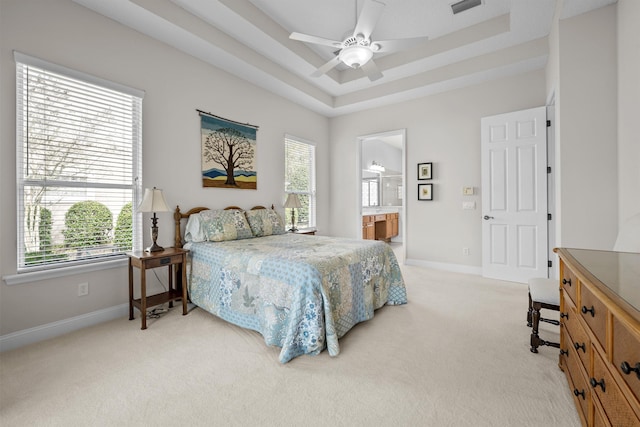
[284,193,302,232]
[138,187,169,252]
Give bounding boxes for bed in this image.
[174,205,407,363]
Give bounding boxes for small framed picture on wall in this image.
[418,183,433,201]
[418,162,432,180]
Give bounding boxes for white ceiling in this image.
[73,0,616,118]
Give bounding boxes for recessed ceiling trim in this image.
[71,0,615,118]
[129,0,333,104]
[335,37,548,108]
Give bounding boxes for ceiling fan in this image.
[289,0,428,82]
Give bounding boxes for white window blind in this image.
[15,52,143,272]
[284,135,316,228]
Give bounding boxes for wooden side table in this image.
[127,247,189,329]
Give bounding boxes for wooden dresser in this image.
[555,248,640,426]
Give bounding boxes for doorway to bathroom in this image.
[358,129,406,263]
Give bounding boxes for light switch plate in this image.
[462,201,476,210]
[463,186,474,195]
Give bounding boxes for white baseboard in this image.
[0,303,129,353]
[404,258,482,276]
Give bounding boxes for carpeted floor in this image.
[0,261,580,426]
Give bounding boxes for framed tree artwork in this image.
[418,162,432,180]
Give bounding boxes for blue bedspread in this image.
[187,233,407,363]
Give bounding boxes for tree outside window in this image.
[16,53,142,270]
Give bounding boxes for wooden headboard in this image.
[173,204,274,248]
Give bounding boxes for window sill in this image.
[2,257,128,286]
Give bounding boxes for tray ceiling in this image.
[73,0,616,117]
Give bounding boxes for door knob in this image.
[483,215,494,220]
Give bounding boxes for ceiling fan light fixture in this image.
[340,45,373,68]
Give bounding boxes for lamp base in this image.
[145,242,165,252]
[145,220,164,252]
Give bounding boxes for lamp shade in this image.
[138,187,169,213]
[339,45,373,69]
[284,193,302,209]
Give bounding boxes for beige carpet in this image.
[0,262,580,427]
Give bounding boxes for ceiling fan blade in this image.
[361,59,383,81]
[353,0,385,40]
[290,32,342,48]
[311,56,342,77]
[372,36,429,53]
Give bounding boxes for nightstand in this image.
[127,247,189,329]
[293,228,316,235]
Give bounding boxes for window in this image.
[15,52,143,272]
[284,135,316,229]
[362,178,379,207]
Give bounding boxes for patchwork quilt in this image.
[187,233,407,363]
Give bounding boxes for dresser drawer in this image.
[592,403,610,427]
[142,253,183,269]
[561,264,578,306]
[591,347,639,426]
[564,295,591,370]
[580,284,608,350]
[374,214,386,222]
[565,328,590,423]
[613,316,640,405]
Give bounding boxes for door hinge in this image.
[547,120,551,127]
[547,166,552,174]
[548,260,553,268]
[548,213,552,221]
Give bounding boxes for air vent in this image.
[451,0,482,15]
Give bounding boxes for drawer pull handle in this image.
[560,312,569,319]
[160,257,171,265]
[589,377,606,392]
[562,278,572,286]
[581,305,595,317]
[574,342,586,353]
[620,361,640,379]
[573,389,585,400]
[560,349,569,356]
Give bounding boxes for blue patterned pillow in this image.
[199,209,253,241]
[245,209,286,237]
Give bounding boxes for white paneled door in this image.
[481,107,548,283]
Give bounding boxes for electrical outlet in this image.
[78,282,89,296]
[463,247,470,256]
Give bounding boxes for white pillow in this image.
[184,211,208,243]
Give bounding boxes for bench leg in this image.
[530,302,541,353]
[530,301,560,353]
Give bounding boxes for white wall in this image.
[0,0,328,335]
[554,5,618,249]
[617,0,640,224]
[329,70,546,269]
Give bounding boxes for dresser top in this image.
[559,248,640,315]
